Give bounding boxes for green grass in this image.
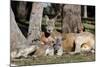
[83,23,95,34]
[11,53,95,66]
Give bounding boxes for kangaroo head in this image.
[45,15,56,33]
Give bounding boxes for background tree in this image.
[83,5,87,18]
[62,4,83,33]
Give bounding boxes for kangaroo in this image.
[62,32,95,54]
[74,32,95,53]
[40,13,62,56]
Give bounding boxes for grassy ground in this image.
[12,20,95,66]
[11,52,95,66]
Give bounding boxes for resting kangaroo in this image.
[62,32,95,54]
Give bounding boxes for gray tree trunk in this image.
[27,2,43,46]
[11,8,30,58]
[83,5,87,18]
[62,5,83,33]
[11,2,44,58]
[10,9,27,52]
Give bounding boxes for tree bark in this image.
[11,2,44,58]
[83,5,87,18]
[27,2,43,46]
[62,4,83,33]
[16,1,27,22]
[11,8,30,58]
[10,9,27,52]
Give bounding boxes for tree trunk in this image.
[83,5,87,18]
[11,2,44,58]
[27,2,43,46]
[11,8,29,58]
[10,9,27,52]
[62,4,83,33]
[16,1,27,22]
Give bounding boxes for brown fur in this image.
[40,32,55,46]
[62,32,95,53]
[33,45,46,57]
[62,33,76,53]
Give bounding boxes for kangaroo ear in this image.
[53,12,61,23]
